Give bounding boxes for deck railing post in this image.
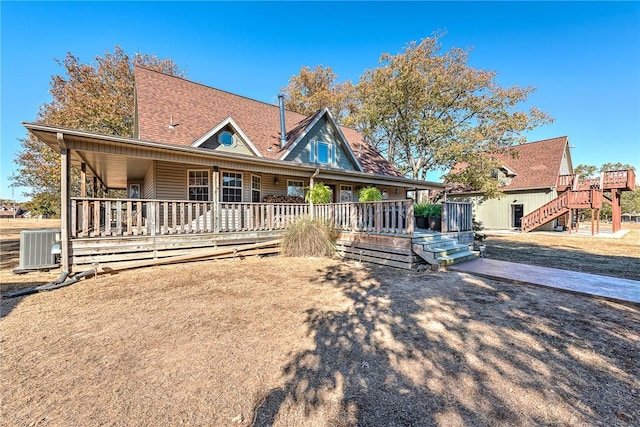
[406,201,414,234]
[149,202,156,236]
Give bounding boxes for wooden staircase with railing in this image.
[521,169,635,233]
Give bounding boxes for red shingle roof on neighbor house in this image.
[495,136,569,190]
[134,66,401,177]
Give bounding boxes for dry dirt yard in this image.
[1,219,639,426]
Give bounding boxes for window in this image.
[251,175,261,203]
[188,170,210,201]
[222,172,242,202]
[219,131,234,146]
[340,185,352,202]
[287,180,305,198]
[309,140,335,165]
[128,183,140,199]
[317,142,330,164]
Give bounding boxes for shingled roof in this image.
[448,136,571,192]
[134,66,401,177]
[495,136,570,190]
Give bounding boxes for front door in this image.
[513,204,524,228]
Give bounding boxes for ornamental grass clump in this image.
[281,216,335,257]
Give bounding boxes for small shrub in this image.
[473,216,486,244]
[414,202,429,218]
[426,204,442,216]
[359,186,382,202]
[305,182,332,204]
[282,216,335,257]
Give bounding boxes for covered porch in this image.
[26,123,472,272]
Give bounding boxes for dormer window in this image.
[219,131,234,146]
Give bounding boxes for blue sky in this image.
[1,1,639,202]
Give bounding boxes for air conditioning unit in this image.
[16,229,61,272]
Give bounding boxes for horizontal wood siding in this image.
[452,190,557,230]
[70,233,281,268]
[143,161,155,199]
[285,115,357,171]
[335,232,421,270]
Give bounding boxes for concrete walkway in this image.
[449,258,640,305]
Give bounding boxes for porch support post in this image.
[212,166,220,233]
[309,168,319,219]
[58,133,71,274]
[80,163,86,198]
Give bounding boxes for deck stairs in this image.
[412,233,477,269]
[521,169,636,233]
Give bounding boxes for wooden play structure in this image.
[521,169,636,234]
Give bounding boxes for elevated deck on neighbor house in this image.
[65,198,474,271]
[521,169,636,234]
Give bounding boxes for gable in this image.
[134,66,401,177]
[283,114,358,171]
[191,117,261,157]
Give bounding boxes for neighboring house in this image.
[25,67,477,272]
[448,136,635,233]
[449,137,574,231]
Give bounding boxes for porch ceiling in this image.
[72,150,152,189]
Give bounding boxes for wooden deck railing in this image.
[521,189,603,232]
[70,198,422,238]
[314,200,414,234]
[442,201,473,232]
[557,169,636,192]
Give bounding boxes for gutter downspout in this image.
[309,168,320,218]
[278,93,287,149]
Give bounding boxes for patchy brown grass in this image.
[484,223,640,281]
[2,219,640,426]
[2,218,640,426]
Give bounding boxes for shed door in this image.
[513,204,524,228]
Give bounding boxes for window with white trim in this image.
[188,170,210,201]
[222,172,243,202]
[340,185,352,202]
[309,140,336,166]
[287,180,305,198]
[251,175,261,203]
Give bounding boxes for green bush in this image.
[414,202,430,218]
[359,186,382,202]
[426,204,442,216]
[281,216,335,257]
[305,182,332,204]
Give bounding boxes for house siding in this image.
[200,126,254,156]
[143,161,155,199]
[285,116,358,170]
[450,189,557,230]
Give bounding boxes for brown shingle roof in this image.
[496,136,569,190]
[134,66,400,176]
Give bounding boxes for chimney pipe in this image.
[278,93,287,148]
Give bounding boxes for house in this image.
[447,136,635,233]
[24,67,475,273]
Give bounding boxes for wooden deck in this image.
[63,198,473,272]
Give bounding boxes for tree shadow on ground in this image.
[252,263,640,426]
